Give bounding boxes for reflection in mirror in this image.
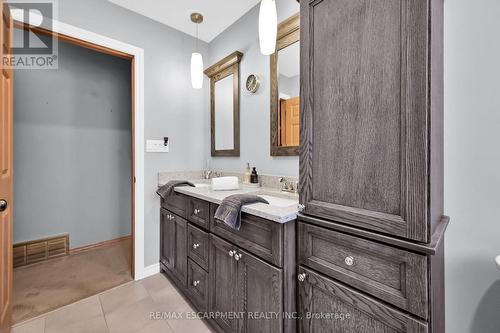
[214,75,234,150]
[270,13,300,156]
[277,41,300,147]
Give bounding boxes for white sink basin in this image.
[193,183,210,188]
[258,195,298,208]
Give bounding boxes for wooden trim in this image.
[13,21,134,60]
[130,58,135,278]
[70,235,132,255]
[204,51,242,77]
[277,12,300,40]
[270,13,300,156]
[205,52,243,157]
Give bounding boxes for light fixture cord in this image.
[196,23,199,52]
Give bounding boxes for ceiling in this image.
[108,0,261,43]
[278,41,300,78]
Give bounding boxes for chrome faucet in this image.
[279,177,298,193]
[202,170,221,179]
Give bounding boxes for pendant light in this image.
[258,0,278,55]
[190,13,204,89]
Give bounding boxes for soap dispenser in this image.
[244,163,251,184]
[250,167,259,184]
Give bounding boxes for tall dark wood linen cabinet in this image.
[297,0,448,332]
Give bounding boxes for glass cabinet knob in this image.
[345,256,354,266]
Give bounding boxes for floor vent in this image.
[13,234,69,268]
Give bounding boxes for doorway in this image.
[1,4,146,330]
[11,21,135,324]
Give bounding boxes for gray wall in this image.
[206,0,299,177]
[444,0,500,332]
[14,37,132,248]
[53,0,209,265]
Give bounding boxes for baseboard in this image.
[135,263,160,280]
[70,235,131,255]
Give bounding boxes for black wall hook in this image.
[164,137,169,146]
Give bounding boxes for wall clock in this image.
[246,74,260,93]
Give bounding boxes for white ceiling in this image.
[108,0,261,43]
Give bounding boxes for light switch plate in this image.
[146,139,169,153]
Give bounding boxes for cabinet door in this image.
[297,267,427,333]
[300,0,430,242]
[160,209,187,288]
[209,235,238,333]
[236,249,283,333]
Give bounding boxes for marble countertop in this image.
[171,181,299,223]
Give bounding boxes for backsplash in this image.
[158,171,298,191]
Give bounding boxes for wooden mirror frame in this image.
[270,13,300,156]
[204,51,243,157]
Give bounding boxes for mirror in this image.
[205,51,243,156]
[214,75,234,150]
[270,13,300,156]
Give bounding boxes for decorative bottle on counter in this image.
[250,167,259,184]
[244,162,252,184]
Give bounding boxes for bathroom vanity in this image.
[160,0,447,331]
[159,184,298,333]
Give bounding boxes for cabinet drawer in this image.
[211,205,283,267]
[298,266,428,333]
[161,192,187,218]
[187,224,209,270]
[187,198,210,230]
[298,222,428,319]
[186,259,209,313]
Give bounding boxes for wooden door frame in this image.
[11,15,148,279]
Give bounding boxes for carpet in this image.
[12,237,133,324]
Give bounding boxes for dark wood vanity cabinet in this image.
[298,0,447,332]
[160,193,296,333]
[160,208,187,288]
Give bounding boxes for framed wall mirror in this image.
[270,13,300,156]
[205,51,243,157]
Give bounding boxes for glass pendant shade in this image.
[259,0,278,55]
[191,52,204,89]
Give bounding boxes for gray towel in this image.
[214,194,269,230]
[156,180,195,199]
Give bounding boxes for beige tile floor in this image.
[11,273,214,333]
